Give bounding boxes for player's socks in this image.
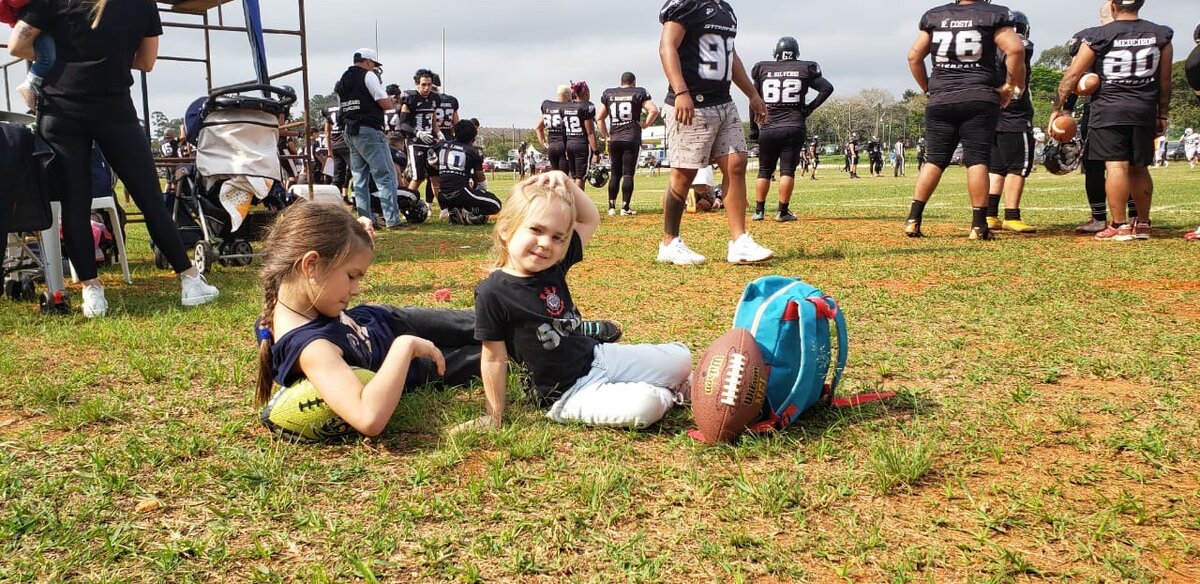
[986,194,1001,218]
[1004,208,1021,221]
[778,202,790,214]
[971,207,989,232]
[754,201,766,215]
[907,199,927,223]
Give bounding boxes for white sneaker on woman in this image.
[181,273,219,306]
[657,237,706,266]
[81,284,107,318]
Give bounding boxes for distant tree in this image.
[1035,44,1073,72]
[150,110,183,144]
[1028,66,1064,129]
[308,93,338,129]
[1168,60,1200,138]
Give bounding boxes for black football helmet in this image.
[1043,138,1083,176]
[1011,11,1030,38]
[588,165,610,188]
[774,37,800,61]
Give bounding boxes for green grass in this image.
[1,163,1199,580]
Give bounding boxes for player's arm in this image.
[8,21,40,61]
[323,119,332,153]
[1053,44,1097,119]
[806,77,835,114]
[907,31,932,93]
[396,99,416,137]
[595,102,610,140]
[994,27,1026,108]
[535,116,548,148]
[298,336,444,437]
[659,21,694,125]
[1156,43,1174,135]
[731,50,766,124]
[641,99,660,128]
[585,119,599,157]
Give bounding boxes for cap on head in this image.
[774,36,800,61]
[353,48,381,66]
[1111,0,1144,12]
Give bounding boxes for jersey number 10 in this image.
[698,34,736,82]
[931,30,983,64]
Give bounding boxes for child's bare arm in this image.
[449,340,508,434]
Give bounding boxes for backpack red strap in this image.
[830,392,896,408]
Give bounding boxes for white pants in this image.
[547,342,691,429]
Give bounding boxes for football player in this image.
[1063,2,1119,234]
[905,0,1026,240]
[562,81,599,190]
[867,135,883,177]
[432,73,460,141]
[1187,22,1200,240]
[1185,128,1199,170]
[597,72,659,216]
[398,69,442,205]
[893,137,906,177]
[657,0,773,265]
[848,132,861,178]
[986,11,1037,233]
[808,138,821,180]
[535,85,571,173]
[750,36,834,222]
[1052,0,1172,241]
[430,119,501,224]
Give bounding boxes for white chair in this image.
[50,197,133,285]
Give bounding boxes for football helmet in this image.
[1011,11,1030,38]
[588,165,611,188]
[1043,138,1083,176]
[774,37,800,61]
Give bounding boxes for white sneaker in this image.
[16,82,36,111]
[621,208,638,216]
[656,237,706,266]
[181,273,219,306]
[439,209,450,221]
[81,284,107,318]
[607,207,617,216]
[727,233,774,264]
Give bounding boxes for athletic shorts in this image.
[437,186,502,216]
[1087,125,1154,167]
[757,126,806,179]
[924,101,1000,169]
[609,140,639,178]
[408,143,437,180]
[663,101,746,169]
[988,131,1035,177]
[547,141,568,172]
[565,140,590,179]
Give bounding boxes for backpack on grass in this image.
[732,276,892,433]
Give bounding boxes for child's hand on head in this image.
[357,216,376,241]
[525,170,569,190]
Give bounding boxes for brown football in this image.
[1077,73,1101,96]
[689,328,767,444]
[1049,115,1078,143]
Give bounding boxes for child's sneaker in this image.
[81,284,107,318]
[580,320,622,343]
[181,273,219,306]
[657,237,706,266]
[727,233,774,264]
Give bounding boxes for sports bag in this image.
[732,276,890,432]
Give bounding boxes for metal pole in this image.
[299,0,313,200]
[442,28,446,92]
[141,71,151,143]
[203,11,213,92]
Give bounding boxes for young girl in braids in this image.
[254,202,480,436]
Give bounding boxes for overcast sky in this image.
[7,0,1194,127]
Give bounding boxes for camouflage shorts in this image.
[663,101,747,169]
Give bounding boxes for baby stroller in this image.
[157,82,296,274]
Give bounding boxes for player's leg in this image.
[545,342,690,428]
[986,132,1007,230]
[774,130,801,222]
[960,104,1001,240]
[606,142,624,214]
[1129,126,1155,239]
[619,144,638,214]
[907,105,957,237]
[657,103,712,265]
[753,129,782,221]
[1000,131,1036,233]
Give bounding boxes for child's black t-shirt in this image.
[474,233,598,407]
[271,305,422,388]
[21,0,162,120]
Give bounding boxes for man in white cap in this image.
[335,48,410,229]
[1184,128,1199,170]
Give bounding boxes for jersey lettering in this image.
[698,34,736,81]
[932,30,984,65]
[761,78,803,104]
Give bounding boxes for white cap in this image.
[353,48,381,66]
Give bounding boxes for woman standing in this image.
[8,0,218,317]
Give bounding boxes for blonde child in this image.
[254,202,480,437]
[456,171,691,432]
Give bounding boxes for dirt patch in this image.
[1094,279,1200,292]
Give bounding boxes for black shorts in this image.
[547,141,568,172]
[925,101,1000,169]
[566,140,590,179]
[437,186,502,216]
[408,143,436,180]
[1087,125,1155,167]
[988,131,1035,177]
[757,126,806,179]
[609,140,639,178]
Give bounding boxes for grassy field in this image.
[1,162,1199,582]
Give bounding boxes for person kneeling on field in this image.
[429,120,502,225]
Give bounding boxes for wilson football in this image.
[260,367,375,441]
[1077,73,1101,96]
[689,328,767,444]
[1049,115,1078,143]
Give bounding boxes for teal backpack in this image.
[732,276,890,432]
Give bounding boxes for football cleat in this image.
[1075,218,1107,234]
[1133,220,1151,241]
[904,219,923,238]
[967,227,995,241]
[752,210,765,221]
[1001,219,1038,233]
[776,211,797,222]
[986,216,1003,230]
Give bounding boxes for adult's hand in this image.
[674,93,695,126]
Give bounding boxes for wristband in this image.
[675,89,691,96]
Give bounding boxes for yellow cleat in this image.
[986,216,1003,230]
[1001,219,1038,233]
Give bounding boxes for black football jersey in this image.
[995,38,1035,132]
[323,104,342,136]
[751,60,823,131]
[600,87,651,143]
[1084,20,1174,129]
[400,90,442,134]
[437,94,459,133]
[433,140,482,193]
[561,101,595,144]
[541,100,568,142]
[659,0,737,107]
[919,2,1015,107]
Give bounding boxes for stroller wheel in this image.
[231,241,253,267]
[39,289,70,314]
[194,241,218,275]
[19,276,37,302]
[4,278,19,301]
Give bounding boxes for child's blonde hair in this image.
[489,182,577,270]
[254,203,374,405]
